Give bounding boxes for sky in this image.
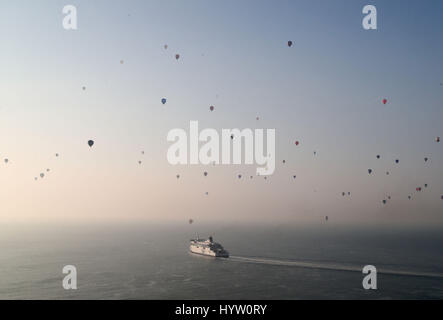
[0,0,442,226]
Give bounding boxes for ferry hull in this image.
[189,244,229,258]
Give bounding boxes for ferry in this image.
[189,236,229,258]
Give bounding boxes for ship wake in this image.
[229,255,443,279]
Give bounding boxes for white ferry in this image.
[189,236,229,258]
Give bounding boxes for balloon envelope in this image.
[287,41,293,47]
[88,140,94,147]
[161,98,167,105]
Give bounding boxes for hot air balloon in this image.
[55,153,59,157]
[4,159,8,164]
[189,219,193,224]
[424,184,428,188]
[164,44,168,50]
[238,174,242,179]
[313,151,317,155]
[348,192,351,196]
[40,173,44,178]
[436,137,440,143]
[175,54,180,60]
[408,196,411,200]
[416,187,422,192]
[293,175,296,179]
[205,192,209,195]
[138,161,142,164]
[287,41,293,47]
[441,195,443,200]
[382,200,387,204]
[209,106,214,111]
[325,216,328,221]
[386,171,390,175]
[282,160,286,164]
[388,196,391,200]
[382,99,387,105]
[295,141,299,146]
[161,98,167,105]
[34,177,38,181]
[256,116,259,120]
[204,171,208,177]
[88,140,94,147]
[342,192,345,196]
[231,135,234,140]
[376,155,380,159]
[395,159,399,164]
[120,60,124,64]
[46,169,50,172]
[82,86,86,90]
[424,157,428,162]
[368,169,372,174]
[176,174,180,179]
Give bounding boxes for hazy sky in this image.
[0,0,442,226]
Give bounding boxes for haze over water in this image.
[0,0,442,299]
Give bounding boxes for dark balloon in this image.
[161,98,167,105]
[55,153,59,157]
[238,174,242,179]
[40,173,44,178]
[282,160,286,164]
[382,200,387,204]
[231,135,234,140]
[376,155,380,159]
[189,219,193,224]
[287,41,293,47]
[46,169,50,172]
[325,216,328,221]
[386,171,390,175]
[436,137,440,143]
[395,159,399,164]
[293,175,296,179]
[424,184,428,188]
[424,157,428,162]
[175,54,180,60]
[368,169,372,174]
[204,172,208,177]
[342,192,345,196]
[176,174,180,179]
[88,140,94,147]
[138,161,142,164]
[4,159,8,164]
[209,106,214,111]
[164,44,168,50]
[408,196,411,199]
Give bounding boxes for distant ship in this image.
[189,236,229,258]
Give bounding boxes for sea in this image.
[1,223,442,300]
